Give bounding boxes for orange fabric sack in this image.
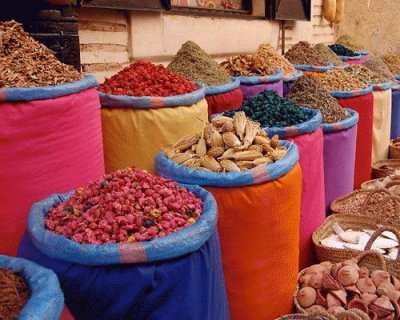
[156,142,302,320]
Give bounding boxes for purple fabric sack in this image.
[322,109,359,213]
[240,80,283,99]
[391,89,400,139]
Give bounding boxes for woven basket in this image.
[276,310,368,320]
[389,137,400,159]
[294,251,385,319]
[330,188,392,215]
[313,214,382,263]
[372,159,400,179]
[360,178,385,189]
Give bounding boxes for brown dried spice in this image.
[288,75,349,124]
[255,43,296,76]
[344,65,388,84]
[336,35,364,52]
[382,53,400,74]
[314,43,343,66]
[363,54,394,80]
[220,54,274,77]
[284,41,330,66]
[316,69,368,91]
[0,20,81,88]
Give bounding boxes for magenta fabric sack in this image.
[234,70,284,99]
[322,109,359,213]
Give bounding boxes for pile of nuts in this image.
[45,168,203,244]
[382,54,400,74]
[0,20,82,88]
[284,41,331,66]
[344,65,388,85]
[296,257,400,319]
[316,70,368,91]
[0,268,31,320]
[98,60,199,97]
[255,43,297,76]
[165,112,288,172]
[220,55,274,76]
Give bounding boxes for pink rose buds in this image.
[45,168,203,244]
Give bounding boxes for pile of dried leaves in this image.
[0,20,81,88]
[285,41,330,66]
[220,54,274,76]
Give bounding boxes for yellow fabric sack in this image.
[372,89,392,163]
[101,98,208,174]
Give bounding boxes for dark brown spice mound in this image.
[284,41,330,66]
[0,268,31,320]
[288,75,349,123]
[0,20,81,88]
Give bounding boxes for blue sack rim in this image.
[0,255,64,320]
[27,185,217,266]
[293,63,334,72]
[334,63,350,69]
[394,74,400,81]
[338,54,362,61]
[0,74,98,103]
[357,50,369,56]
[205,77,240,95]
[264,107,322,138]
[99,83,206,109]
[392,81,400,91]
[282,71,303,82]
[329,85,373,98]
[321,108,359,133]
[372,80,392,91]
[156,140,299,187]
[233,69,283,84]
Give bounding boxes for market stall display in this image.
[99,60,208,174]
[255,43,302,95]
[317,70,374,188]
[372,159,400,179]
[0,21,105,256]
[344,65,392,163]
[18,168,229,320]
[220,54,284,98]
[0,254,64,320]
[156,115,302,320]
[294,250,400,319]
[223,93,324,269]
[167,41,243,116]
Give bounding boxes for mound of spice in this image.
[255,43,297,76]
[220,54,274,77]
[167,41,231,86]
[98,61,199,97]
[284,41,330,66]
[328,44,358,57]
[316,69,368,91]
[344,64,388,84]
[336,34,364,52]
[45,168,203,244]
[314,43,344,66]
[224,90,313,128]
[363,54,394,79]
[382,53,400,74]
[166,111,288,172]
[0,20,81,88]
[288,75,349,123]
[0,268,31,320]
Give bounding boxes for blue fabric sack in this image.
[0,255,64,320]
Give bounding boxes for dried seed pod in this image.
[201,155,222,172]
[185,148,194,154]
[256,130,267,137]
[356,277,376,294]
[196,137,207,157]
[243,120,260,147]
[315,289,327,307]
[347,298,368,313]
[204,122,213,141]
[254,136,270,145]
[236,161,254,170]
[271,149,288,161]
[253,157,273,166]
[174,153,193,165]
[232,151,263,161]
[360,293,378,305]
[392,276,400,291]
[248,145,263,152]
[220,160,241,172]
[270,134,280,148]
[221,120,235,132]
[212,116,233,128]
[223,132,242,148]
[197,166,212,171]
[322,272,342,290]
[165,148,178,159]
[377,282,397,300]
[371,270,391,288]
[218,148,239,160]
[210,130,224,148]
[207,146,225,158]
[326,292,343,308]
[337,265,359,286]
[233,111,247,140]
[297,287,317,308]
[182,158,201,169]
[370,296,395,318]
[172,134,199,151]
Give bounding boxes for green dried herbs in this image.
[224,90,313,128]
[288,75,349,124]
[0,20,81,88]
[167,41,231,86]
